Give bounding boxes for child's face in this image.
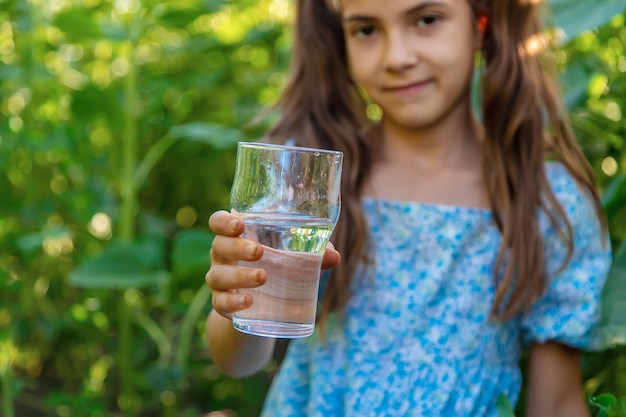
[340,0,480,129]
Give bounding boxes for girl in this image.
[205,0,612,415]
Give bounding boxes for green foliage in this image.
[68,238,170,289]
[589,393,626,417]
[549,0,626,39]
[0,0,625,416]
[0,0,285,415]
[604,241,626,346]
[496,394,516,417]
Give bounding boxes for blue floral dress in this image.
[261,162,612,417]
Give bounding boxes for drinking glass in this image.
[230,142,343,338]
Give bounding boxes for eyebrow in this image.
[342,1,448,23]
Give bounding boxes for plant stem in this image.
[134,310,173,364]
[163,402,176,417]
[1,367,15,417]
[134,133,178,189]
[117,24,140,417]
[618,346,626,398]
[175,285,211,368]
[117,291,135,417]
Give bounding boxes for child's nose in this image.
[384,34,419,71]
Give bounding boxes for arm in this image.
[206,309,276,378]
[526,341,590,417]
[205,211,276,378]
[205,210,341,378]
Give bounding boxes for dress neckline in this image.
[361,196,493,216]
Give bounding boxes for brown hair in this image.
[477,0,606,318]
[265,0,607,326]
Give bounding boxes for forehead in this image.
[340,0,465,16]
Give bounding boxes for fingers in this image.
[210,235,263,264]
[210,291,253,319]
[207,210,266,319]
[207,209,341,320]
[208,210,244,237]
[206,265,266,319]
[206,264,266,291]
[209,210,263,265]
[321,241,341,270]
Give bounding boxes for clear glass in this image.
[230,142,343,338]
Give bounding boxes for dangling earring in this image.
[472,13,488,120]
[357,85,383,122]
[471,50,486,121]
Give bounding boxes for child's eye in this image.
[351,25,378,38]
[415,14,440,28]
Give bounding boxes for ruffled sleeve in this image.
[521,162,612,351]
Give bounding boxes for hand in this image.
[206,210,341,320]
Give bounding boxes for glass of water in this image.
[230,142,343,338]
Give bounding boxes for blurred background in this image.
[0,0,625,416]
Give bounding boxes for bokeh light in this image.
[601,156,619,176]
[176,206,198,228]
[88,213,113,239]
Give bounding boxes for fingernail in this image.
[229,219,239,232]
[239,295,248,305]
[247,244,258,257]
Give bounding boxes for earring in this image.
[477,14,489,34]
[367,103,382,122]
[471,48,486,121]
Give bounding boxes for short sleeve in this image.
[521,162,612,351]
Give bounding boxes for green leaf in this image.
[602,241,626,347]
[16,226,73,253]
[496,394,516,417]
[203,0,229,13]
[609,396,626,417]
[144,363,186,393]
[155,8,199,28]
[171,229,214,276]
[560,57,603,110]
[590,393,618,409]
[168,122,241,150]
[68,239,170,289]
[549,0,626,40]
[71,84,124,125]
[0,65,22,83]
[602,174,626,219]
[53,7,102,40]
[99,20,129,42]
[618,396,626,416]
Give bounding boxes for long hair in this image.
[476,0,606,318]
[266,0,606,326]
[265,0,374,330]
